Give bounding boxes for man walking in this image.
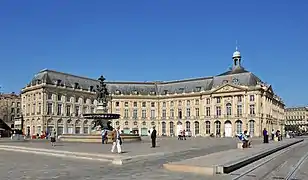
[151,126,157,148]
[111,127,122,153]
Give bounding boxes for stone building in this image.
[285,107,308,131]
[0,93,22,130]
[21,49,285,137]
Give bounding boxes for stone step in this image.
[163,139,304,176]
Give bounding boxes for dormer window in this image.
[115,90,121,95]
[179,88,184,93]
[150,91,156,95]
[133,90,138,95]
[74,83,79,89]
[195,87,201,92]
[163,90,168,95]
[223,80,229,84]
[37,80,41,84]
[56,79,62,86]
[89,86,94,92]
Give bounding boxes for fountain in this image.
[58,75,141,143]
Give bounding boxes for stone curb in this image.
[0,145,122,159]
[0,144,200,165]
[163,139,304,176]
[0,147,112,163]
[222,139,304,174]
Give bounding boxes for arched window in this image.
[124,121,128,125]
[185,121,191,132]
[215,121,221,135]
[249,120,255,137]
[115,121,120,126]
[169,122,174,135]
[194,121,199,135]
[226,103,232,116]
[235,120,242,134]
[162,122,166,135]
[205,121,211,134]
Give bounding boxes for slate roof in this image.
[27,65,264,95]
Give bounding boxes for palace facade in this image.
[285,107,308,131]
[0,93,21,130]
[21,49,285,137]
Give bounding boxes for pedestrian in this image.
[50,129,56,146]
[263,128,269,143]
[151,126,157,148]
[111,127,122,154]
[101,128,108,144]
[271,129,275,140]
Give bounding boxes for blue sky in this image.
[0,0,307,107]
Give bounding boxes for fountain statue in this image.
[58,75,141,143]
[83,75,120,133]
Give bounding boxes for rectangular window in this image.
[186,108,191,117]
[250,95,255,101]
[216,97,221,103]
[66,105,71,116]
[75,106,79,116]
[206,98,210,104]
[216,106,221,116]
[237,105,242,116]
[206,107,210,117]
[195,108,199,117]
[133,102,137,107]
[250,105,255,114]
[124,102,129,107]
[142,102,146,107]
[151,102,155,107]
[238,95,242,102]
[151,110,155,119]
[162,109,166,118]
[178,109,182,119]
[133,109,138,119]
[142,110,146,119]
[47,103,52,115]
[115,102,120,107]
[47,93,52,100]
[58,94,62,101]
[124,109,129,118]
[57,104,62,115]
[170,109,174,118]
[195,99,199,105]
[83,106,87,114]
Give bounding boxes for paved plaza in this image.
[2,137,308,180]
[0,137,245,180]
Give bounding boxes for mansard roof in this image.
[27,67,265,95]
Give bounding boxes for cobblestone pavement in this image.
[0,143,234,180]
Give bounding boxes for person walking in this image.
[151,126,157,148]
[111,127,122,153]
[271,129,275,140]
[101,128,108,144]
[50,129,56,146]
[263,128,269,143]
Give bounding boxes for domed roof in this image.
[233,50,241,58]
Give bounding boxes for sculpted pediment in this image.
[212,84,244,93]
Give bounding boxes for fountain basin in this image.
[58,132,141,143]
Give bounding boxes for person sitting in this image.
[242,130,251,148]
